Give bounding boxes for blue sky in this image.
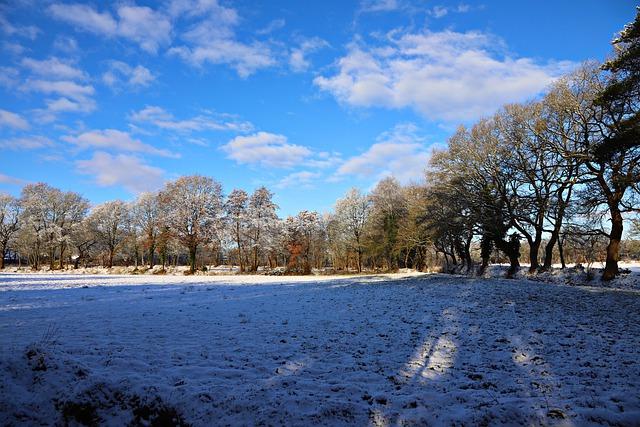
[0,0,633,216]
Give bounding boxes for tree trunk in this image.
[603,207,623,281]
[148,244,154,269]
[558,235,566,269]
[543,229,560,270]
[49,246,55,270]
[189,244,197,274]
[108,247,115,268]
[59,243,66,270]
[495,236,520,278]
[528,238,541,273]
[0,243,6,269]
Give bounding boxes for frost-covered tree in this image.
[247,187,279,271]
[334,188,370,272]
[0,193,20,269]
[18,183,87,270]
[88,200,129,268]
[367,177,407,271]
[159,175,223,273]
[225,189,249,272]
[132,192,161,268]
[284,210,323,274]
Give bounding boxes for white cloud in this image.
[63,129,178,158]
[21,57,87,80]
[48,3,117,35]
[256,18,285,35]
[277,171,321,189]
[315,30,575,122]
[48,3,171,53]
[102,61,156,89]
[335,123,430,183]
[428,4,473,18]
[76,151,164,193]
[116,6,172,54]
[23,79,94,101]
[53,35,78,53]
[20,56,95,122]
[169,40,275,78]
[222,132,311,168]
[130,105,253,133]
[0,173,27,186]
[289,37,329,73]
[168,0,276,77]
[0,135,52,150]
[0,66,19,88]
[24,78,96,122]
[3,41,25,55]
[0,14,40,39]
[0,109,29,130]
[360,0,399,13]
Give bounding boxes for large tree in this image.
[593,10,640,280]
[160,175,223,273]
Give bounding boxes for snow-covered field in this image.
[1,273,639,426]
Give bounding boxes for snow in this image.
[1,272,639,425]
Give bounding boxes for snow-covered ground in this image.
[1,273,639,426]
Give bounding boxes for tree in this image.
[225,189,248,272]
[284,211,323,274]
[592,11,640,279]
[132,192,161,268]
[88,201,129,268]
[0,193,20,269]
[368,177,407,271]
[334,188,370,272]
[19,183,58,270]
[247,187,279,271]
[69,218,97,269]
[159,175,223,273]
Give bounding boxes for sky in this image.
[0,0,634,216]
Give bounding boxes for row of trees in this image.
[4,172,636,277]
[422,10,640,280]
[1,11,638,279]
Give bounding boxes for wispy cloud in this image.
[102,61,156,89]
[63,129,179,158]
[277,171,321,189]
[0,172,27,186]
[0,109,29,130]
[21,56,87,80]
[48,3,171,53]
[0,135,53,150]
[289,37,329,73]
[334,123,431,183]
[130,106,253,133]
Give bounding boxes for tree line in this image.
[0,10,638,280]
